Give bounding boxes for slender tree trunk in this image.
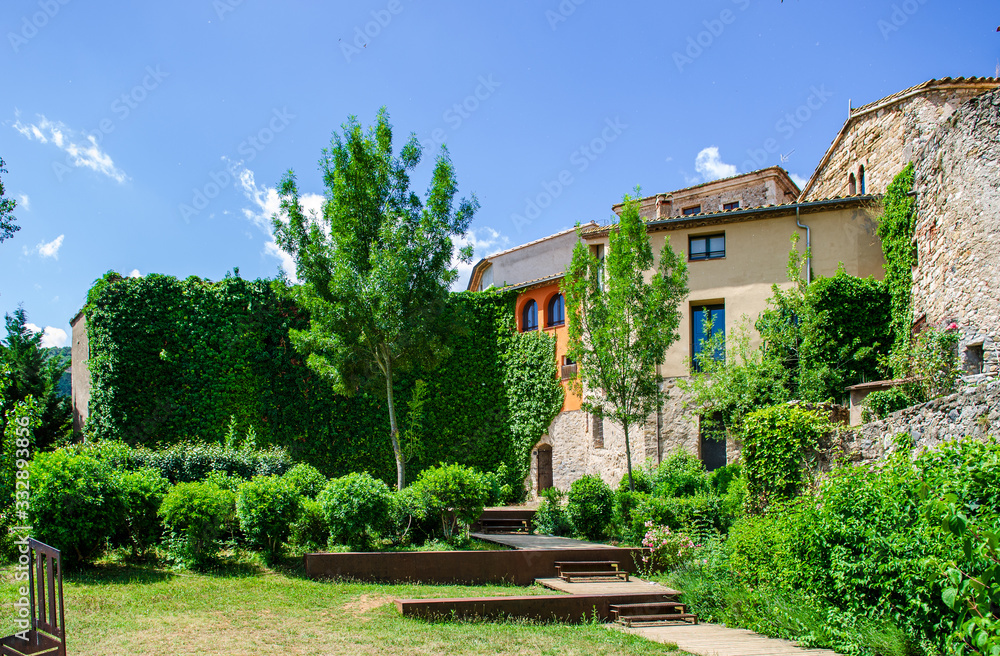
[384,355,405,490]
[623,420,635,492]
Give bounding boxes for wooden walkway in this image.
[536,576,680,596]
[470,532,613,550]
[620,623,842,656]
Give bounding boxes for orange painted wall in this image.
[514,281,581,413]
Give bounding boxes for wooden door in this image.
[536,446,553,492]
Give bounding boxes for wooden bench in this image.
[1,538,66,656]
[554,560,629,582]
[478,518,529,534]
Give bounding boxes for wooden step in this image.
[554,560,620,568]
[617,612,698,627]
[478,518,528,534]
[559,570,629,582]
[610,601,686,617]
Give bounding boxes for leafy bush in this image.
[282,463,327,498]
[289,497,328,553]
[388,485,429,546]
[628,494,724,544]
[566,475,612,541]
[201,470,247,492]
[709,463,741,496]
[28,450,120,563]
[533,488,572,536]
[482,462,516,507]
[113,467,170,556]
[318,472,392,550]
[652,449,710,498]
[740,405,830,512]
[235,475,301,558]
[410,463,490,540]
[158,481,235,568]
[861,385,920,422]
[79,440,294,483]
[617,466,653,495]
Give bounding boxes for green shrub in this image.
[289,497,328,553]
[235,475,301,558]
[28,450,120,563]
[709,462,741,496]
[740,404,830,511]
[79,440,294,483]
[533,488,572,536]
[282,463,327,499]
[201,470,247,492]
[319,472,392,550]
[566,475,612,541]
[861,386,920,422]
[611,489,642,541]
[652,450,710,498]
[388,485,428,546]
[628,494,724,544]
[113,467,170,556]
[158,481,235,568]
[410,463,490,540]
[617,467,653,495]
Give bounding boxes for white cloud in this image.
[694,146,738,182]
[12,113,128,183]
[452,227,511,291]
[234,165,324,283]
[18,194,29,210]
[790,173,808,189]
[128,269,141,278]
[25,323,68,348]
[33,234,64,259]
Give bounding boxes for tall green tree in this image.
[272,108,478,489]
[0,157,19,244]
[563,189,689,492]
[0,306,71,449]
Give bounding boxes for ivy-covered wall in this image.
[876,163,916,371]
[83,272,563,489]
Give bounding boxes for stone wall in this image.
[70,312,90,433]
[804,81,997,201]
[912,87,1000,377]
[836,379,1000,463]
[525,379,705,495]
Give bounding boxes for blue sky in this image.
[2,0,997,346]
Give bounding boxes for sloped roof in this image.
[797,77,1000,201]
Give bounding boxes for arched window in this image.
[521,300,538,332]
[848,173,857,195]
[858,165,866,194]
[547,293,565,327]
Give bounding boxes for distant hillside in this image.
[44,346,72,398]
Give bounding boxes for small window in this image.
[722,201,740,211]
[590,244,605,291]
[967,343,985,375]
[689,234,725,261]
[521,300,538,332]
[547,294,565,327]
[560,355,577,380]
[848,173,857,195]
[592,413,604,448]
[682,205,701,216]
[858,165,866,194]
[700,412,727,472]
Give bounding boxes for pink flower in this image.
[947,322,958,330]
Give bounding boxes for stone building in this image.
[911,86,1000,377]
[798,77,999,201]
[471,169,886,494]
[614,166,800,221]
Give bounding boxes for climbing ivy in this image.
[83,272,563,492]
[876,163,917,373]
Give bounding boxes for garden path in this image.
[619,623,843,656]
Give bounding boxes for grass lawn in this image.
[0,556,681,655]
